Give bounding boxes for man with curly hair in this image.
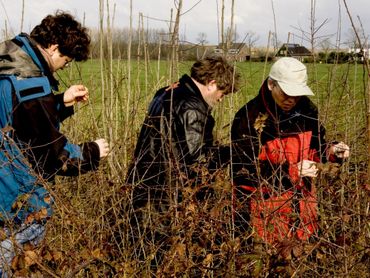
[0,11,109,274]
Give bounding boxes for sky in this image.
[1,0,369,49]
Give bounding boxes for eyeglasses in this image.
[64,58,73,68]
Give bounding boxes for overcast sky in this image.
[1,0,369,48]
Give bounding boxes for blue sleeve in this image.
[63,142,83,160]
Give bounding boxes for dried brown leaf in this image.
[43,195,52,204]
[254,113,268,133]
[43,250,53,262]
[0,229,7,241]
[92,248,104,259]
[52,250,63,261]
[202,253,213,267]
[24,250,38,267]
[175,243,186,258]
[292,244,304,258]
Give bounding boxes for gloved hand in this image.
[297,160,318,178]
[94,138,110,158]
[330,142,350,159]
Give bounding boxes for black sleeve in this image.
[181,108,210,164]
[54,93,74,122]
[56,141,100,176]
[12,93,100,180]
[231,106,260,189]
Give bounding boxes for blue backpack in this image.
[0,35,52,224]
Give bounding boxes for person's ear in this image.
[207,80,217,91]
[46,44,59,56]
[267,79,274,90]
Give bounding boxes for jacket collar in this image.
[179,74,211,111]
[15,33,59,90]
[260,78,305,122]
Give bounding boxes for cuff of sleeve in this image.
[81,141,101,171]
[56,93,74,121]
[327,141,344,163]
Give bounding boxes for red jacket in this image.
[231,79,339,243]
[231,79,329,192]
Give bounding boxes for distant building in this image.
[348,48,370,61]
[275,43,312,61]
[214,42,252,61]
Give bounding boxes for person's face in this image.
[202,80,225,107]
[51,49,73,71]
[268,80,300,112]
[46,45,73,72]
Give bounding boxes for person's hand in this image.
[297,160,318,178]
[330,142,350,159]
[94,138,110,158]
[64,85,89,107]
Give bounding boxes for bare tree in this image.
[196,32,209,59]
[227,0,235,51]
[196,32,208,45]
[345,27,368,49]
[343,0,370,182]
[245,31,260,58]
[169,0,182,79]
[270,0,278,51]
[319,37,333,63]
[20,0,24,32]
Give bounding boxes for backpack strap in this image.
[14,35,45,73]
[1,75,51,103]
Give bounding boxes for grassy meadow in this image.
[13,58,369,277]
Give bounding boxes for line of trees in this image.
[89,27,213,61]
[88,27,368,64]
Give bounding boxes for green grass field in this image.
[59,59,367,147]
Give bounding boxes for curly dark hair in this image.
[190,56,240,95]
[30,11,90,61]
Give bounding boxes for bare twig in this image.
[343,0,370,182]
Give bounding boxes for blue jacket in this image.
[0,34,100,223]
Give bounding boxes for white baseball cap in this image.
[269,57,314,96]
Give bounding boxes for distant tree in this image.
[196,32,208,45]
[319,38,333,63]
[244,31,260,58]
[345,27,368,49]
[196,32,209,59]
[326,51,351,64]
[224,26,240,43]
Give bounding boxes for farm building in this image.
[275,43,312,61]
[214,42,254,61]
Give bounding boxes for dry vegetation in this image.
[2,0,370,277]
[34,61,367,278]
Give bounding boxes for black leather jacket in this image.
[127,74,216,187]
